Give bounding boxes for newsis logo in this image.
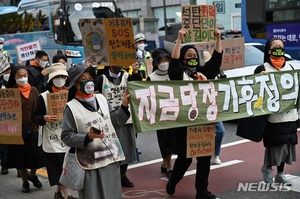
[237,182,291,192]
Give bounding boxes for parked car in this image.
[224,43,300,78]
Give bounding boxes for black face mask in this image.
[112,66,122,74]
[184,58,199,67]
[270,48,285,57]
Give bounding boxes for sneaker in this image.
[211,156,221,165]
[54,192,64,199]
[275,174,292,186]
[22,182,30,193]
[28,175,43,188]
[166,170,172,179]
[261,166,273,183]
[1,167,9,175]
[121,176,134,187]
[166,181,176,195]
[66,196,78,199]
[196,191,216,199]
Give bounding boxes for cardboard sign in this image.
[187,125,215,158]
[16,40,42,62]
[194,37,245,70]
[0,89,24,145]
[181,5,216,42]
[47,92,68,121]
[79,18,136,66]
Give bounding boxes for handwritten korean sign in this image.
[128,69,300,133]
[16,40,42,62]
[187,125,215,158]
[79,18,136,66]
[182,5,216,42]
[47,92,68,121]
[194,37,245,70]
[0,89,23,144]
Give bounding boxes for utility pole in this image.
[163,0,168,41]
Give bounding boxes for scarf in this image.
[269,56,285,70]
[51,85,67,93]
[75,90,94,99]
[31,60,39,68]
[17,83,31,99]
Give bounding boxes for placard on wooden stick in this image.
[0,89,24,145]
[79,18,136,66]
[182,5,216,42]
[47,92,68,121]
[186,125,215,158]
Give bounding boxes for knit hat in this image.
[134,33,146,43]
[47,63,68,83]
[203,51,212,62]
[0,50,10,75]
[67,63,95,89]
[152,48,170,67]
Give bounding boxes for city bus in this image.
[241,0,300,60]
[0,0,122,68]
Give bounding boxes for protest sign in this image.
[16,40,42,62]
[47,92,68,121]
[187,125,215,158]
[182,5,216,42]
[194,37,245,70]
[128,69,300,133]
[79,18,136,66]
[0,89,23,144]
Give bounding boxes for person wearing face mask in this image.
[146,48,174,179]
[237,37,297,186]
[134,33,152,73]
[61,63,130,199]
[165,28,223,199]
[27,50,50,93]
[6,66,44,193]
[94,63,142,188]
[33,63,76,199]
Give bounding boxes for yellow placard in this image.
[186,125,215,158]
[79,18,136,66]
[182,5,217,42]
[0,89,24,145]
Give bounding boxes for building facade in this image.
[116,0,241,36]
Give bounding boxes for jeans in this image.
[215,122,225,156]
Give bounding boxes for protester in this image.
[238,37,297,186]
[33,63,76,199]
[201,51,225,165]
[94,62,142,187]
[52,54,67,66]
[61,63,130,198]
[146,48,173,179]
[134,33,151,73]
[6,66,44,193]
[166,28,222,199]
[27,50,50,93]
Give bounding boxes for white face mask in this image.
[137,43,145,51]
[158,62,169,71]
[0,45,3,50]
[52,77,66,88]
[3,74,10,82]
[39,60,48,68]
[16,77,28,86]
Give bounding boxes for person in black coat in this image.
[238,37,297,186]
[166,28,222,199]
